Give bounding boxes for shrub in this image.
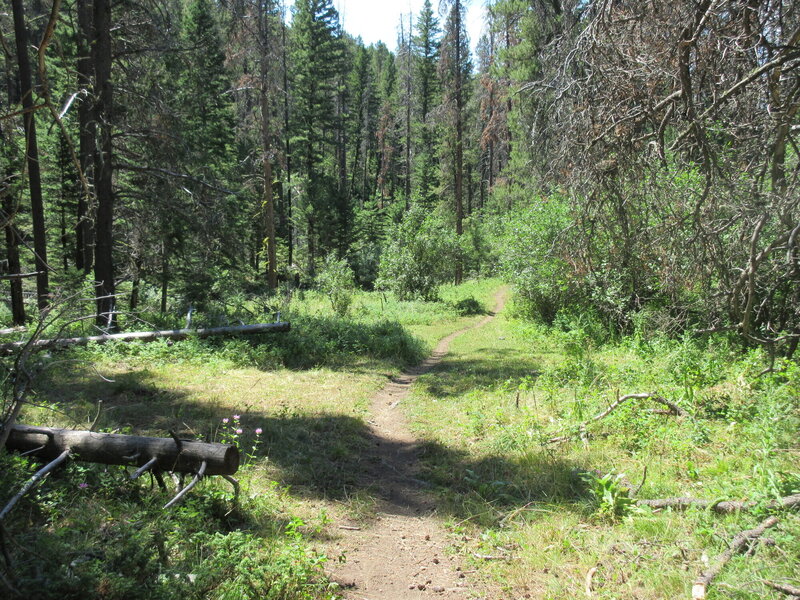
[376,206,459,301]
[315,255,356,317]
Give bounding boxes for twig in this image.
[88,400,103,432]
[692,516,779,600]
[472,553,511,561]
[585,566,597,597]
[633,466,648,496]
[130,456,158,480]
[547,393,683,444]
[163,461,207,509]
[0,450,71,520]
[338,525,361,531]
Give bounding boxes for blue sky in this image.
[334,0,485,52]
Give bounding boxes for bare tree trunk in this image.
[6,425,240,476]
[92,0,115,329]
[76,0,95,274]
[260,6,277,292]
[160,238,169,314]
[2,196,26,325]
[11,0,50,309]
[454,0,464,285]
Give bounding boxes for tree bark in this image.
[453,0,464,285]
[11,0,50,309]
[6,424,239,476]
[76,0,95,273]
[2,196,26,325]
[259,6,277,292]
[92,0,116,329]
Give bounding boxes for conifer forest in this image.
[0,1,799,599]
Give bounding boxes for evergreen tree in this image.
[179,0,235,172]
[412,0,441,207]
[290,0,344,275]
[439,0,471,284]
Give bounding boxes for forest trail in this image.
[325,288,508,599]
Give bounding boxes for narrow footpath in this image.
[325,288,508,599]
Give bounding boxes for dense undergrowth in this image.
[0,280,498,600]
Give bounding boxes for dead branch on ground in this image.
[637,494,800,514]
[692,516,779,600]
[546,393,684,445]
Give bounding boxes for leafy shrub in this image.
[376,206,459,301]
[488,195,573,323]
[451,296,484,316]
[315,255,356,317]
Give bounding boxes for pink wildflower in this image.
[255,428,263,435]
[236,428,243,435]
[222,417,229,424]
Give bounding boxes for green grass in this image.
[404,307,800,599]
[4,278,797,599]
[0,279,502,600]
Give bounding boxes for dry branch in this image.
[637,494,800,514]
[163,460,206,509]
[0,450,70,520]
[692,516,779,600]
[0,321,290,355]
[6,425,239,476]
[763,581,800,597]
[546,393,684,444]
[0,272,42,281]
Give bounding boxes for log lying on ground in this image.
[637,494,800,514]
[5,424,239,476]
[0,321,290,355]
[692,515,779,600]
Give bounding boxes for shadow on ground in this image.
[414,349,541,398]
[26,363,588,527]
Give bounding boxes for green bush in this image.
[315,255,356,317]
[489,195,573,323]
[376,206,459,301]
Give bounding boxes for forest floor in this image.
[322,288,507,599]
[5,279,798,600]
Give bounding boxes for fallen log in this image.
[692,516,779,600]
[637,494,800,514]
[0,321,290,355]
[5,424,239,476]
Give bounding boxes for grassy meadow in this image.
[1,279,798,599]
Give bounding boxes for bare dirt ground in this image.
[324,289,507,600]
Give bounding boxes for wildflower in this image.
[236,428,243,435]
[78,483,89,489]
[222,417,229,424]
[255,428,263,435]
[233,414,241,420]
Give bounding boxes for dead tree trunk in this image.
[0,321,290,355]
[6,424,239,476]
[11,0,50,309]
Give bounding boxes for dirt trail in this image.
[325,288,507,599]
